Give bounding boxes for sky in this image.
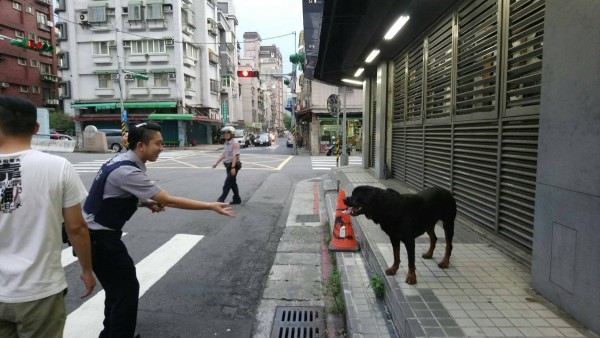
[233,0,304,74]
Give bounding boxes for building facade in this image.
[56,0,237,146]
[258,45,284,132]
[0,0,58,108]
[307,0,600,333]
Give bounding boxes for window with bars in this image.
[406,42,424,123]
[147,3,163,19]
[183,43,197,59]
[425,17,453,121]
[392,54,407,124]
[131,40,166,54]
[153,73,167,87]
[98,74,113,89]
[184,75,194,90]
[93,42,110,55]
[88,6,107,23]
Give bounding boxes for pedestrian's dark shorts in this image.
[224,162,242,170]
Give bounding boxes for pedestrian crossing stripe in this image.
[310,156,362,170]
[63,234,203,338]
[61,232,128,267]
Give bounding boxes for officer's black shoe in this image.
[230,199,242,205]
[134,334,141,338]
[217,198,225,203]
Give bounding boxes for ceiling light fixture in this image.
[354,68,364,77]
[365,49,380,63]
[341,78,364,86]
[384,15,410,40]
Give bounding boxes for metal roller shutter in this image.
[392,54,407,181]
[452,121,498,230]
[498,118,539,249]
[425,17,453,122]
[405,126,424,190]
[424,125,452,190]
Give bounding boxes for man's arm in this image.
[151,190,235,217]
[63,204,96,298]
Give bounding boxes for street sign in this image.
[121,109,128,122]
[327,94,340,117]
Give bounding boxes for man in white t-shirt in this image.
[0,96,96,338]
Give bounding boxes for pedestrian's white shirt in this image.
[0,150,87,303]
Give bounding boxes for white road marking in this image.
[64,234,203,338]
[61,232,128,267]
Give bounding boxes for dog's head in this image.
[343,185,383,217]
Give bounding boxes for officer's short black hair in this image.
[0,95,37,137]
[127,122,162,150]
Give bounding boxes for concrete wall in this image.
[532,0,600,334]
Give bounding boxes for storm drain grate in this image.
[296,214,320,223]
[271,306,325,338]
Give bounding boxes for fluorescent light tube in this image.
[341,78,364,86]
[384,15,410,40]
[365,49,380,63]
[354,68,364,77]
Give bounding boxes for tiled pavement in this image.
[322,166,598,338]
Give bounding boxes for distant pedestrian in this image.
[212,126,242,204]
[0,95,96,338]
[84,122,235,338]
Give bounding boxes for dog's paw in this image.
[438,261,450,269]
[385,267,398,275]
[405,273,417,285]
[422,252,433,259]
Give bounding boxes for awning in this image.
[92,69,118,74]
[124,101,177,108]
[148,113,192,121]
[71,103,117,110]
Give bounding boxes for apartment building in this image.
[258,45,284,132]
[0,0,58,108]
[56,0,237,146]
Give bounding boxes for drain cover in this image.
[271,306,325,338]
[296,214,320,223]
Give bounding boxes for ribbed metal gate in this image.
[387,0,544,252]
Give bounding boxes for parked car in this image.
[233,129,250,148]
[254,133,271,146]
[286,135,293,147]
[98,128,126,152]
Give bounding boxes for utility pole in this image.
[340,86,349,166]
[115,28,128,149]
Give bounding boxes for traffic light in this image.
[237,70,259,78]
[10,39,54,53]
[289,52,305,64]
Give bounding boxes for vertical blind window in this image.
[88,6,107,22]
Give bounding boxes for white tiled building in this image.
[56,0,239,146]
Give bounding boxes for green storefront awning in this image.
[148,113,192,121]
[71,103,117,110]
[124,101,177,108]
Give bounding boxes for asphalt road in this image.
[57,138,322,337]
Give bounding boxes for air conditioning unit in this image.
[124,74,134,80]
[108,40,117,47]
[46,21,54,27]
[110,74,119,80]
[0,82,9,88]
[79,12,88,22]
[165,38,175,46]
[167,73,176,79]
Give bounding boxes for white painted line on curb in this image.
[64,234,203,338]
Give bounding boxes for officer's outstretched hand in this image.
[212,202,235,217]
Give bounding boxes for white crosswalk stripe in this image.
[311,156,362,170]
[72,152,200,173]
[64,234,203,338]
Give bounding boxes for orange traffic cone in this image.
[328,189,360,252]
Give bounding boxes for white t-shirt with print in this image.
[0,149,87,303]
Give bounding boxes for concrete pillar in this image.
[532,1,600,334]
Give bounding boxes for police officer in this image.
[212,126,242,204]
[84,122,234,338]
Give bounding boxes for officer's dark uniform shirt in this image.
[83,150,161,231]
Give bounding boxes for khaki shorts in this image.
[0,289,67,338]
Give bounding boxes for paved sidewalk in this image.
[322,166,598,338]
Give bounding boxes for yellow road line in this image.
[275,156,293,170]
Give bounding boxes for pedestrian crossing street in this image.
[62,233,203,338]
[311,156,363,170]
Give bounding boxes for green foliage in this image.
[283,114,291,129]
[369,274,385,298]
[49,111,75,132]
[325,267,345,315]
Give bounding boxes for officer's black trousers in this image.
[218,163,241,202]
[91,230,139,338]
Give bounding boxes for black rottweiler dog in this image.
[344,186,456,284]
